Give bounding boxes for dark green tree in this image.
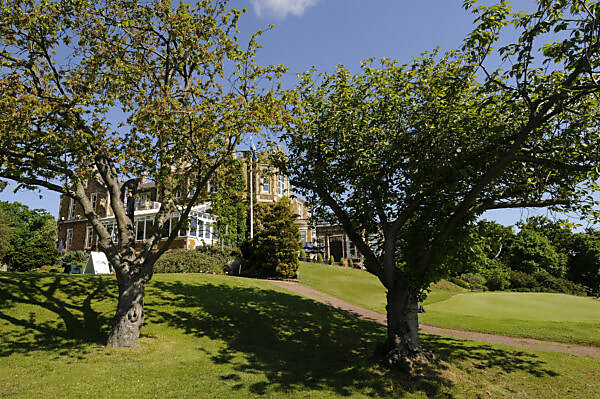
[0,201,58,271]
[517,216,575,255]
[242,197,301,278]
[209,158,248,248]
[508,228,568,277]
[0,208,11,261]
[568,231,600,292]
[277,0,600,368]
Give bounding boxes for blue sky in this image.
[0,0,572,226]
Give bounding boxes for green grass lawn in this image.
[298,262,600,346]
[0,271,599,398]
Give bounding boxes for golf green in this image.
[426,292,600,321]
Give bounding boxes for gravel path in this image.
[266,279,600,360]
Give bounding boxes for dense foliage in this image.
[0,0,283,347]
[153,246,237,274]
[210,158,248,248]
[456,217,599,294]
[276,0,600,363]
[241,197,301,278]
[0,201,58,271]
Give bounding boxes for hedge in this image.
[153,246,238,274]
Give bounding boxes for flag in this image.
[250,136,257,161]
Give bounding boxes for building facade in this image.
[315,224,362,265]
[243,157,314,245]
[57,160,314,252]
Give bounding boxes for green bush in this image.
[459,272,486,290]
[241,198,301,278]
[348,259,354,268]
[60,251,87,264]
[299,249,306,259]
[483,266,511,291]
[154,246,237,274]
[317,253,323,263]
[509,270,588,296]
[329,255,334,264]
[450,277,470,289]
[37,265,64,273]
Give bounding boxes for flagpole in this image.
[249,153,254,239]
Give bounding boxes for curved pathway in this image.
[266,279,600,360]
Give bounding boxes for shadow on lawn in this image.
[147,280,561,397]
[0,273,114,356]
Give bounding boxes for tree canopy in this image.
[276,0,600,368]
[0,201,58,271]
[0,0,284,347]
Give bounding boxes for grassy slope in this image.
[0,272,598,398]
[298,262,600,346]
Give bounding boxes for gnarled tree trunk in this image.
[377,282,433,372]
[106,272,146,348]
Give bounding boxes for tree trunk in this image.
[106,274,146,348]
[377,283,432,371]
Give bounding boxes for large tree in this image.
[276,0,600,369]
[0,0,284,347]
[0,201,58,271]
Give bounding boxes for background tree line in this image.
[0,201,58,271]
[454,216,600,295]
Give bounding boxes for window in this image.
[145,216,154,240]
[300,230,307,243]
[198,220,205,238]
[90,193,97,210]
[86,226,93,248]
[69,198,76,219]
[297,203,302,218]
[136,218,145,241]
[209,180,218,194]
[349,241,357,258]
[262,176,270,193]
[162,217,171,238]
[190,217,197,237]
[278,175,285,195]
[66,229,73,251]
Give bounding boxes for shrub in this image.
[509,270,537,289]
[317,253,323,263]
[329,255,334,264]
[154,246,237,274]
[60,251,87,264]
[241,198,301,278]
[299,249,306,259]
[509,270,588,296]
[38,265,64,273]
[348,259,354,268]
[459,272,486,289]
[483,266,511,291]
[450,277,470,289]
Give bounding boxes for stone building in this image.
[315,224,362,265]
[243,158,314,245]
[57,157,313,253]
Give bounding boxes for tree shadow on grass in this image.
[0,273,115,357]
[422,335,560,378]
[147,279,454,397]
[146,279,562,398]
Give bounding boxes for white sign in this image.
[84,251,112,274]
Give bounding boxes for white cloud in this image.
[250,0,320,19]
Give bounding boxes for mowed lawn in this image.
[1,272,599,398]
[298,262,600,347]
